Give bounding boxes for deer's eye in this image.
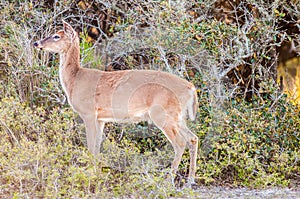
[53,35,60,40]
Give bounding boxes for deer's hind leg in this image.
[161,122,198,184]
[163,124,187,175]
[148,106,186,176]
[179,123,198,184]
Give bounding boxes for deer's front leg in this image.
[95,120,105,154]
[82,115,105,156]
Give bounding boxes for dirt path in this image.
[191,187,300,199]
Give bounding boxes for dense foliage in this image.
[0,0,299,197]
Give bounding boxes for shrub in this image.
[0,0,299,197]
[197,94,300,187]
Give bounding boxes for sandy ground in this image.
[188,186,300,199]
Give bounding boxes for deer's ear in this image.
[62,20,76,41]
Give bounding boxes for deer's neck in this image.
[59,44,80,104]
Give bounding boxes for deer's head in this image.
[33,21,79,53]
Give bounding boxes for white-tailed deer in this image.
[33,21,199,184]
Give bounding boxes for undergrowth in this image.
[0,0,299,198]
